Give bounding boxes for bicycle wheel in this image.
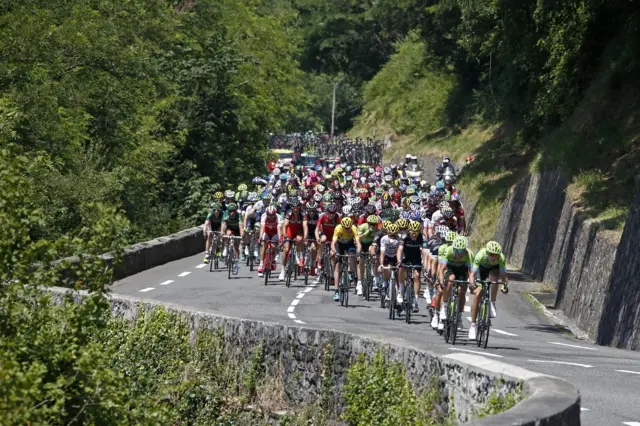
[482,299,491,349]
[405,283,412,324]
[342,271,349,308]
[304,250,310,286]
[285,255,292,288]
[227,248,233,280]
[323,254,331,291]
[363,259,371,301]
[214,253,219,270]
[209,243,215,272]
[389,281,396,320]
[450,296,459,345]
[380,282,387,309]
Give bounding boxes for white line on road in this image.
[616,370,640,376]
[159,280,174,286]
[548,341,597,351]
[448,348,503,358]
[178,271,191,277]
[493,329,519,337]
[580,408,589,411]
[527,359,593,368]
[294,319,305,324]
[139,287,155,293]
[296,293,305,299]
[622,422,640,426]
[287,313,296,319]
[303,286,314,293]
[286,284,319,324]
[287,306,295,313]
[291,299,300,306]
[196,263,207,269]
[464,305,471,312]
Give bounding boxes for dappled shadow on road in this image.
[523,324,568,334]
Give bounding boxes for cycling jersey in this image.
[284,211,305,238]
[305,213,319,238]
[223,211,241,227]
[400,234,424,265]
[206,210,224,227]
[438,246,473,268]
[380,235,400,258]
[261,214,282,236]
[472,248,507,273]
[357,225,376,245]
[332,224,359,243]
[317,213,340,240]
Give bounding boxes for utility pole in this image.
[331,82,338,138]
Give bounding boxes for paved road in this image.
[113,254,640,426]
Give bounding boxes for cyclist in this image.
[241,193,260,260]
[467,241,508,340]
[280,198,305,281]
[203,202,224,263]
[258,206,282,278]
[437,235,473,332]
[331,217,361,302]
[221,203,243,262]
[378,222,401,304]
[356,220,377,296]
[315,203,340,274]
[303,200,320,277]
[397,220,425,313]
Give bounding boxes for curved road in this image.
[113,254,640,426]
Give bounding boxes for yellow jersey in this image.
[332,224,359,243]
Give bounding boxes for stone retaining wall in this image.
[495,169,639,350]
[50,288,581,425]
[58,227,204,284]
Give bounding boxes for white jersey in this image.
[380,235,401,258]
[431,210,443,224]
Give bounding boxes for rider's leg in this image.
[413,269,421,299]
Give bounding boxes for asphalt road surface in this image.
[113,253,640,426]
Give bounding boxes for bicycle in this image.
[319,244,332,291]
[442,279,468,345]
[380,265,399,320]
[360,252,373,301]
[474,280,505,348]
[400,264,422,324]
[244,230,258,272]
[302,239,314,286]
[284,241,300,288]
[335,254,354,308]
[224,236,243,279]
[207,230,222,272]
[262,240,278,286]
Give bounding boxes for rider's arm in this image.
[303,219,309,240]
[314,217,322,241]
[396,243,403,264]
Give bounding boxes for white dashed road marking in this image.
[527,359,593,368]
[548,341,597,350]
[139,287,155,293]
[463,305,471,312]
[616,370,640,375]
[285,282,320,324]
[291,299,300,306]
[160,280,174,286]
[580,408,589,411]
[493,329,519,337]
[178,271,192,277]
[287,306,295,313]
[622,422,640,426]
[196,263,207,269]
[448,348,503,358]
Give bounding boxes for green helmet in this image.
[211,202,222,210]
[486,241,502,255]
[227,203,238,211]
[452,236,468,250]
[445,230,457,243]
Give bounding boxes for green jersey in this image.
[206,210,224,226]
[358,225,376,244]
[437,243,451,259]
[472,248,506,273]
[438,245,474,268]
[222,211,241,227]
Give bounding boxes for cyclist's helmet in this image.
[352,201,363,212]
[387,223,399,235]
[408,221,422,233]
[227,203,238,211]
[342,205,352,216]
[409,195,419,204]
[326,203,338,214]
[452,236,468,250]
[364,204,377,215]
[397,218,409,230]
[406,187,416,196]
[442,207,454,219]
[288,198,301,209]
[375,187,384,196]
[436,225,449,238]
[213,191,224,200]
[341,217,353,228]
[366,215,380,226]
[306,201,319,211]
[316,184,326,193]
[324,192,333,202]
[445,230,457,242]
[486,241,502,255]
[265,206,277,216]
[410,211,421,222]
[211,202,222,210]
[224,190,235,199]
[237,183,248,191]
[420,210,430,220]
[313,193,323,203]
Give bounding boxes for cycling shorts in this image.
[382,256,397,267]
[360,241,373,253]
[286,226,304,240]
[226,226,241,237]
[402,257,422,270]
[444,265,468,281]
[336,241,357,255]
[479,264,499,280]
[262,232,278,242]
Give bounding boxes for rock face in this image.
[50,288,581,426]
[495,169,639,350]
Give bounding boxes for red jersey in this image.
[316,213,341,240]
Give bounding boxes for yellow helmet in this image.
[409,220,422,233]
[387,223,400,234]
[397,218,409,230]
[341,217,353,228]
[382,220,392,231]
